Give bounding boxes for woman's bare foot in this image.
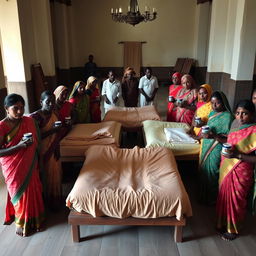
[16,227,24,237]
[221,232,238,241]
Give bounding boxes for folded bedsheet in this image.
[66,145,192,220]
[164,128,198,144]
[103,105,161,128]
[143,120,200,156]
[60,121,121,157]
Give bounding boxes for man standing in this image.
[102,71,122,113]
[138,67,158,106]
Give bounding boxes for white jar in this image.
[201,125,210,134]
[54,121,62,127]
[195,116,201,125]
[222,143,232,155]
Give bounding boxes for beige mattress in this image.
[60,121,121,157]
[66,145,192,220]
[143,120,200,156]
[103,105,161,128]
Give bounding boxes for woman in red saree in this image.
[166,72,182,121]
[167,74,197,125]
[30,91,63,211]
[0,94,45,236]
[216,100,256,241]
[54,85,73,123]
[54,85,74,139]
[85,76,101,123]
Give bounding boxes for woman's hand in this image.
[201,130,215,139]
[222,148,240,159]
[18,138,33,148]
[180,100,188,108]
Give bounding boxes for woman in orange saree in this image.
[166,72,182,121]
[0,94,45,236]
[216,100,256,241]
[168,74,197,125]
[30,91,63,210]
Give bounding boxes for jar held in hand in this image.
[65,116,71,125]
[22,132,33,143]
[168,96,175,102]
[54,121,62,127]
[221,143,233,156]
[201,125,210,134]
[195,116,202,126]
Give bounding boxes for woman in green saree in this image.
[69,81,91,123]
[199,91,234,205]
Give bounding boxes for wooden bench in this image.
[68,210,186,243]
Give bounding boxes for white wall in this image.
[69,0,196,67]
[0,0,25,82]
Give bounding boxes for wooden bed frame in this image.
[68,210,186,243]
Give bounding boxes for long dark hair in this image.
[235,99,255,114]
[211,91,232,114]
[4,93,25,107]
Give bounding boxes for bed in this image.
[142,120,200,160]
[66,145,192,243]
[60,121,121,162]
[103,105,161,131]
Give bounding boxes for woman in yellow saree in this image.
[0,94,45,236]
[193,84,212,136]
[30,91,63,210]
[199,91,234,205]
[216,100,256,241]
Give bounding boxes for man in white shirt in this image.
[138,67,158,106]
[102,71,122,113]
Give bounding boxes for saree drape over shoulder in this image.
[194,102,212,136]
[0,116,44,236]
[69,95,90,124]
[216,124,256,234]
[89,88,101,123]
[166,84,183,121]
[168,88,197,125]
[30,112,62,207]
[199,110,234,204]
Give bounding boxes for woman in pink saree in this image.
[0,94,45,236]
[167,74,197,125]
[216,100,256,241]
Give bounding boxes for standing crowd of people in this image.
[0,61,255,242]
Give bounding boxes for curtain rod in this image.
[118,41,147,44]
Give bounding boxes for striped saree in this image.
[199,111,233,204]
[170,88,198,125]
[216,124,256,234]
[30,111,62,209]
[0,116,45,236]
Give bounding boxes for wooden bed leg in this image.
[174,226,183,243]
[71,225,80,242]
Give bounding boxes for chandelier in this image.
[111,0,157,26]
